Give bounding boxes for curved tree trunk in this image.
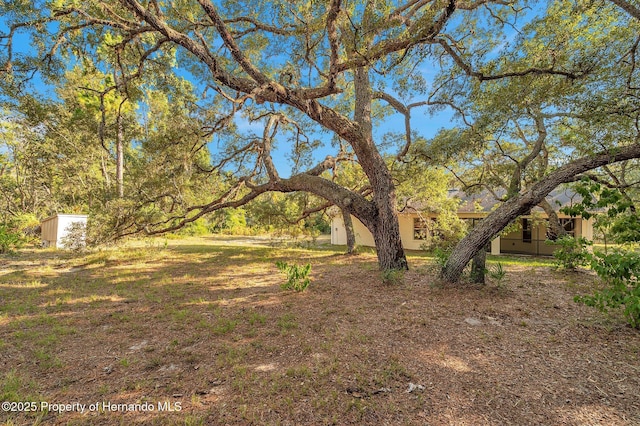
[114,71,127,199]
[539,198,564,240]
[370,200,408,270]
[442,144,640,282]
[271,171,406,269]
[342,208,356,254]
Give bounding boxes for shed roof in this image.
[41,214,89,224]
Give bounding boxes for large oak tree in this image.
[3,0,640,277]
[0,0,470,269]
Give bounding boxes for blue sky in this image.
[232,101,455,175]
[0,7,459,177]
[1,0,548,178]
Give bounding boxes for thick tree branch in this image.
[373,91,428,160]
[608,0,640,21]
[121,0,255,95]
[224,16,295,36]
[436,38,589,81]
[196,0,271,85]
[260,115,282,182]
[335,0,456,73]
[507,111,547,195]
[129,169,376,238]
[326,0,341,81]
[442,143,640,282]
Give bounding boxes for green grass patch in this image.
[485,255,555,267]
[0,370,40,402]
[212,318,238,335]
[216,345,247,368]
[248,311,267,326]
[34,349,63,369]
[277,313,298,331]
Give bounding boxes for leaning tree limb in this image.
[442,143,640,282]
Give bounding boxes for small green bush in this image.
[276,261,311,292]
[381,268,404,285]
[549,236,592,270]
[550,236,640,327]
[575,249,640,328]
[432,247,452,269]
[488,262,507,288]
[179,219,211,236]
[0,223,24,254]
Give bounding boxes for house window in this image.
[560,218,576,237]
[464,218,481,229]
[522,218,532,243]
[546,218,577,240]
[414,217,428,240]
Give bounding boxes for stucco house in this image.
[330,189,595,256]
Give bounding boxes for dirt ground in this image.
[0,237,639,425]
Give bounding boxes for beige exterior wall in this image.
[500,216,588,255]
[399,214,426,251]
[331,214,433,250]
[41,215,59,247]
[40,214,88,248]
[331,212,594,256]
[353,217,375,247]
[500,221,553,255]
[581,217,595,240]
[330,215,375,247]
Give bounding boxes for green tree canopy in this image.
[2,0,640,278]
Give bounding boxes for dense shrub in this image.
[552,235,640,328]
[550,236,592,270]
[0,224,24,254]
[575,249,640,328]
[178,219,210,236]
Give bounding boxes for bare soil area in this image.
[0,237,639,425]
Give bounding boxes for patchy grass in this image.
[0,235,639,425]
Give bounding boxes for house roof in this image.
[328,186,587,217]
[450,187,585,213]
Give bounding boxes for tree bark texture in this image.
[116,110,124,198]
[538,198,564,240]
[342,208,356,254]
[352,67,408,270]
[101,152,111,190]
[442,144,640,282]
[470,246,487,284]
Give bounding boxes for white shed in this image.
[41,214,88,249]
